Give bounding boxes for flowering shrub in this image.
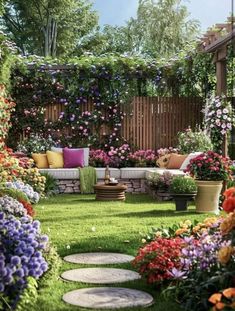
[129,149,157,167]
[0,85,15,149]
[186,151,232,181]
[108,144,131,167]
[17,133,55,155]
[89,149,111,167]
[205,95,234,153]
[222,187,235,213]
[177,126,213,154]
[5,181,40,204]
[0,195,27,217]
[0,149,46,194]
[133,237,183,283]
[156,147,178,157]
[0,212,48,308]
[146,171,173,192]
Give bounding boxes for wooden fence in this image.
[44,97,203,150]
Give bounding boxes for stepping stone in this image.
[62,287,154,309]
[61,268,141,284]
[64,252,134,265]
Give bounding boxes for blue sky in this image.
[92,0,233,32]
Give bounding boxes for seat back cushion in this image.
[51,147,89,166]
[63,148,84,168]
[156,154,171,168]
[32,153,49,168]
[167,154,188,169]
[180,152,203,171]
[46,151,64,168]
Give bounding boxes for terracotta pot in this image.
[195,180,223,213]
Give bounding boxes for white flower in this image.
[223,108,229,114]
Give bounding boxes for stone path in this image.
[62,252,154,309]
[64,252,135,265]
[61,267,141,284]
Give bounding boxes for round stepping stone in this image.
[61,268,141,284]
[64,252,134,265]
[62,287,154,309]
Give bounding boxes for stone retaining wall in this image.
[57,179,146,194]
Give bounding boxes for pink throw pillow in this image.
[63,148,84,168]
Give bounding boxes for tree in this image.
[1,0,98,57]
[127,0,200,58]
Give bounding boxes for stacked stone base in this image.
[57,179,146,194]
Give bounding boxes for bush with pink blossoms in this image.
[129,149,157,167]
[156,147,178,157]
[108,144,131,167]
[89,149,111,167]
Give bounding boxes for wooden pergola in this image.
[199,17,235,156]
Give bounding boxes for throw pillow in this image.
[63,148,84,168]
[180,152,203,171]
[32,153,49,168]
[46,151,64,168]
[51,146,89,166]
[156,154,171,168]
[167,154,188,169]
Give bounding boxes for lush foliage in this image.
[0,212,48,309]
[39,172,58,197]
[17,133,55,156]
[146,171,173,192]
[170,176,197,194]
[133,237,183,283]
[177,126,213,154]
[1,0,98,57]
[205,95,234,153]
[0,85,15,149]
[186,151,232,181]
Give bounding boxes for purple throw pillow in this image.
[63,148,84,168]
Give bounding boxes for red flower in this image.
[19,199,35,217]
[222,196,235,213]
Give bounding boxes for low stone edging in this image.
[57,178,146,194]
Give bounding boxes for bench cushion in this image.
[39,168,120,180]
[120,167,154,179]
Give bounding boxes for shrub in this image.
[170,176,197,194]
[146,171,173,192]
[108,144,131,167]
[177,126,213,154]
[17,133,55,155]
[89,149,110,167]
[0,212,48,309]
[129,149,157,167]
[5,181,40,204]
[0,195,27,217]
[40,172,58,196]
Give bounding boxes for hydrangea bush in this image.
[5,181,40,204]
[0,212,48,309]
[0,195,27,217]
[17,133,55,155]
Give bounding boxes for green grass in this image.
[35,194,211,311]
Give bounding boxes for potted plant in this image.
[170,176,197,211]
[186,151,232,213]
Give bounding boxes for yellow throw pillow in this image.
[46,150,64,168]
[32,153,49,168]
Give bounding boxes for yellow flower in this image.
[141,239,146,244]
[175,228,188,236]
[184,220,192,226]
[218,246,234,265]
[192,225,200,233]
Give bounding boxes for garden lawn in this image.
[35,193,211,311]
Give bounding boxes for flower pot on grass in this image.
[186,151,232,214]
[170,176,197,212]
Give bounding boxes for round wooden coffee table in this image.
[94,183,127,201]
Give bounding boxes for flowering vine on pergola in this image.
[199,16,235,157]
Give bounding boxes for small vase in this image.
[195,180,223,214]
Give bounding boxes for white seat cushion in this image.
[120,167,151,179]
[39,168,120,180]
[180,152,203,171]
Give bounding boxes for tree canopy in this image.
[1,0,98,57]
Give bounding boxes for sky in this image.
[92,0,233,32]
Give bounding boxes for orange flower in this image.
[222,288,235,299]
[222,197,235,213]
[217,246,234,265]
[220,212,235,235]
[175,228,188,235]
[209,293,222,304]
[214,302,226,310]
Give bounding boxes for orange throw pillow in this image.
[167,154,188,169]
[156,154,171,168]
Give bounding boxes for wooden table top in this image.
[94,183,127,190]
